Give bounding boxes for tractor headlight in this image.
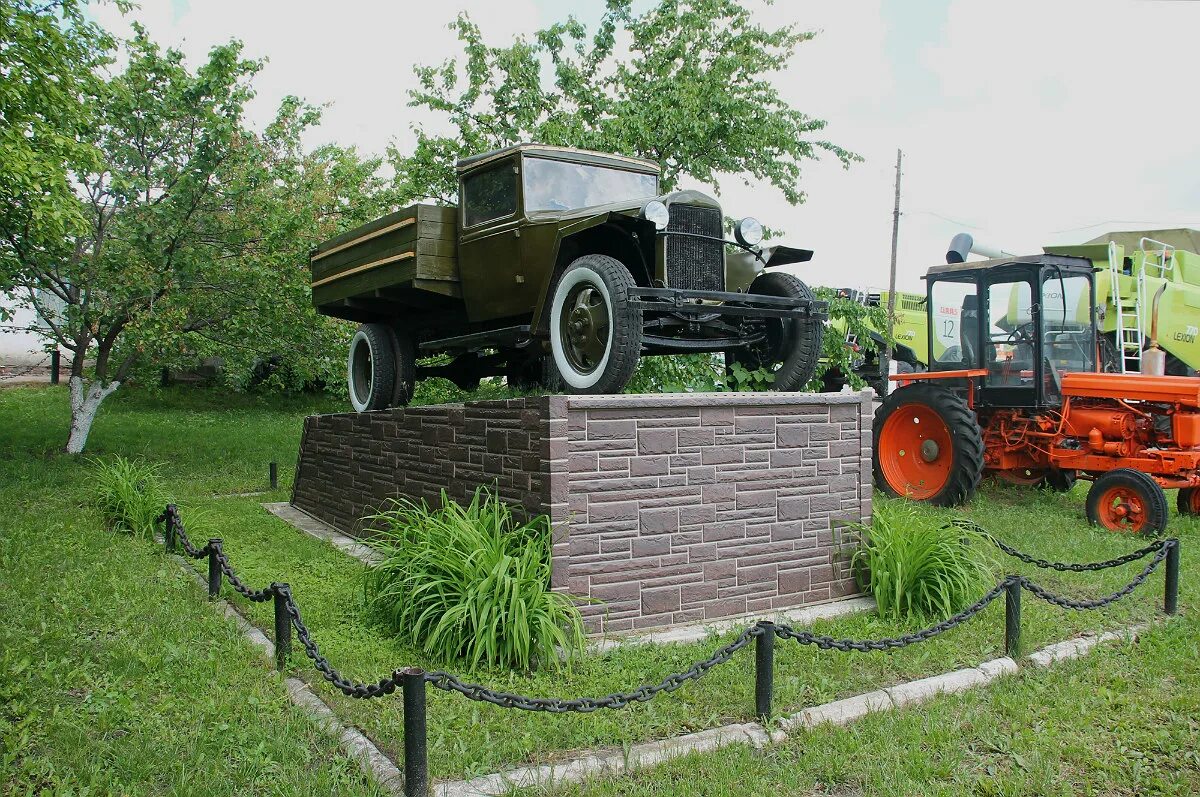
[641,200,670,230]
[735,217,764,247]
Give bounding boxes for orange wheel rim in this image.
[1185,490,1200,515]
[1097,486,1147,533]
[879,403,954,500]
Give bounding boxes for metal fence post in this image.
[269,461,279,490]
[754,622,774,721]
[1165,540,1180,616]
[50,350,60,385]
[164,507,176,554]
[1005,577,1021,659]
[402,668,429,797]
[273,584,292,670]
[207,539,222,599]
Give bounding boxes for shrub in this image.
[850,500,995,621]
[363,489,586,671]
[91,455,171,539]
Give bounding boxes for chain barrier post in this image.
[754,622,774,721]
[1164,540,1179,616]
[1004,577,1021,659]
[207,539,222,599]
[50,349,61,384]
[269,461,278,491]
[273,583,292,670]
[163,505,177,553]
[402,668,429,797]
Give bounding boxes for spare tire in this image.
[348,323,397,412]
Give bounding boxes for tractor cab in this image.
[923,254,1098,409]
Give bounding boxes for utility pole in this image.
[883,149,902,388]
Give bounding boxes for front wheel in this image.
[726,272,823,392]
[348,323,397,412]
[549,255,642,394]
[873,382,984,506]
[1085,469,1168,536]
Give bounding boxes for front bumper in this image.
[628,286,828,320]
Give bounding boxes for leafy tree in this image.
[814,287,892,391]
[0,0,113,320]
[391,0,858,206]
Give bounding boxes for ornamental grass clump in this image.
[91,455,171,539]
[364,488,586,671]
[850,500,996,621]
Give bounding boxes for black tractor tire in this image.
[1039,469,1078,492]
[873,382,984,506]
[1085,469,1169,536]
[348,323,397,412]
[391,328,417,406]
[1176,486,1200,516]
[548,255,642,395]
[726,271,823,392]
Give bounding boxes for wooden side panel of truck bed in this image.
[309,204,459,309]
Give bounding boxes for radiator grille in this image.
[665,204,724,292]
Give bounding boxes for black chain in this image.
[773,578,1011,652]
[1020,542,1172,610]
[159,504,206,559]
[214,546,274,602]
[279,584,401,699]
[949,518,1174,573]
[424,625,763,712]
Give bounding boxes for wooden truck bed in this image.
[309,204,459,316]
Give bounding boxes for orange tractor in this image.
[874,253,1200,535]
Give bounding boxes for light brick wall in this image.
[292,391,873,634]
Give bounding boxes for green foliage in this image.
[90,455,170,539]
[849,501,995,621]
[392,0,858,212]
[812,287,892,390]
[363,489,585,671]
[727,361,776,391]
[625,353,723,393]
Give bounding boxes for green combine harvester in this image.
[822,228,1200,393]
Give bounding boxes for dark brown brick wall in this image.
[292,391,873,633]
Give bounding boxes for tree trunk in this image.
[66,375,121,454]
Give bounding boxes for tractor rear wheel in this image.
[1085,469,1168,536]
[873,383,984,506]
[1177,487,1200,516]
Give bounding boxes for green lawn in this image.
[1,384,1197,795]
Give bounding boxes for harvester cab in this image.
[874,251,1200,536]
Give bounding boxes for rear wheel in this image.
[1177,486,1200,516]
[1085,469,1168,536]
[348,323,397,412]
[726,272,823,392]
[873,382,984,506]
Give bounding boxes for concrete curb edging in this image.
[165,538,1164,797]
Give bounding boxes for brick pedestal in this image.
[293,391,873,634]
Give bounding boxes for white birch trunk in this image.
[66,375,121,454]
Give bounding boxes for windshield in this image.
[523,157,658,213]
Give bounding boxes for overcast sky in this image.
[92,0,1199,293]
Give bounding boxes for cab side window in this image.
[463,162,517,227]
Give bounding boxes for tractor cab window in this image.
[929,279,978,370]
[1041,272,1096,398]
[462,161,518,228]
[984,279,1035,387]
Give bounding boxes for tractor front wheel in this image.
[1085,469,1168,536]
[873,383,984,506]
[1177,487,1200,516]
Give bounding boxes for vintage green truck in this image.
[310,144,827,410]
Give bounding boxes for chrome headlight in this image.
[734,217,764,247]
[641,200,670,230]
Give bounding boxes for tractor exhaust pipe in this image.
[1142,283,1169,376]
[946,233,1014,264]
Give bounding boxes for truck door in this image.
[458,159,524,323]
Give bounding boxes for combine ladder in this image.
[1108,241,1144,373]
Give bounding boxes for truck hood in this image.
[524,189,721,225]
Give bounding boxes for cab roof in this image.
[455,144,660,175]
[924,253,1094,279]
